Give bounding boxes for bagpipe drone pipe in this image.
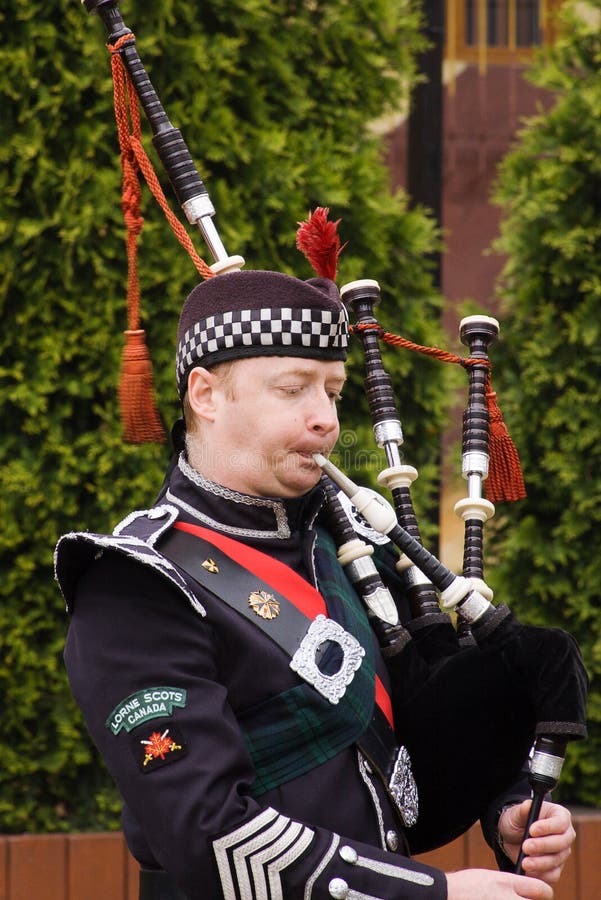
[80,0,588,870]
[310,277,588,859]
[79,0,243,275]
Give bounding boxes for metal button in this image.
[329,877,349,898]
[386,829,399,851]
[339,845,358,864]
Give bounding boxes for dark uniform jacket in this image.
[55,456,525,900]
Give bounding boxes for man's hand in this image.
[498,800,575,884]
[446,869,553,898]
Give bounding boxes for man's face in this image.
[189,356,346,498]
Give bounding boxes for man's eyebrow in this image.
[268,368,347,383]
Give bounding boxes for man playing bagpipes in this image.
[55,3,587,897]
[56,265,582,900]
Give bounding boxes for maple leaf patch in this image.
[132,724,187,773]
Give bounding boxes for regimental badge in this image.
[201,558,219,574]
[134,725,187,773]
[248,589,280,620]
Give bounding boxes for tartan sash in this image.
[159,522,396,796]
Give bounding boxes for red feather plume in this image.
[296,207,346,281]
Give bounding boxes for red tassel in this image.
[485,383,526,503]
[119,330,166,444]
[296,207,346,280]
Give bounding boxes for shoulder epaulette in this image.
[54,504,205,617]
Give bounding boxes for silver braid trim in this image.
[304,834,341,900]
[56,532,206,617]
[357,751,387,850]
[337,845,435,886]
[167,488,290,540]
[213,807,314,900]
[328,881,385,900]
[113,504,179,546]
[177,454,291,537]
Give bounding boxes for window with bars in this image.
[465,0,540,47]
[447,0,559,65]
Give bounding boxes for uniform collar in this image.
[163,453,324,540]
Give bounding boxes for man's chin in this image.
[276,469,322,499]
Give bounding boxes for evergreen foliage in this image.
[490,0,601,805]
[1,0,447,831]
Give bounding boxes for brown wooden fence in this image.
[1,811,600,899]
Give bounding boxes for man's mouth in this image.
[295,448,330,462]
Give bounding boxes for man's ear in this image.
[187,367,218,422]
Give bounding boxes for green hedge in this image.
[489,0,601,805]
[0,0,448,832]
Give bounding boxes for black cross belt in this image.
[159,528,314,657]
[158,526,409,836]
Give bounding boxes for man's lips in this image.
[295,448,331,461]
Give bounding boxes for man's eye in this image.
[279,386,302,395]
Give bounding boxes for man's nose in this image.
[307,391,339,434]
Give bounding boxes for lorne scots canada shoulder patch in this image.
[106,686,187,735]
[133,724,187,773]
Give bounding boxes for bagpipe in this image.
[80,0,588,868]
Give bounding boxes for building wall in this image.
[387,61,554,324]
[3,814,600,899]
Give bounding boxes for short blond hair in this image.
[183,361,237,435]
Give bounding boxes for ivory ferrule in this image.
[465,575,494,602]
[340,277,380,298]
[454,496,495,523]
[394,554,413,573]
[439,575,475,611]
[377,464,418,492]
[210,256,246,275]
[460,313,500,331]
[336,538,374,567]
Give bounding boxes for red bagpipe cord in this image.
[109,34,214,444]
[352,324,526,504]
[296,208,526,504]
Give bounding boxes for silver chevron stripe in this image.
[265,823,314,900]
[213,807,314,900]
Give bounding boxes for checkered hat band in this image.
[176,307,349,390]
